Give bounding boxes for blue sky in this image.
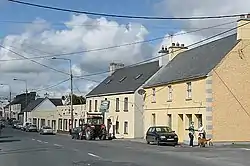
[0,0,180,40]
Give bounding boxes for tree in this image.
[62,94,86,105]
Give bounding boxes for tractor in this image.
[76,113,111,140]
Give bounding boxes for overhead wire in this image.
[34,78,70,92]
[8,0,247,20]
[0,20,236,62]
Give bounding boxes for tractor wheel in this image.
[85,127,94,140]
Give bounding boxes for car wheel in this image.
[147,141,150,144]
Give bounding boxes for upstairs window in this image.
[152,88,156,103]
[94,100,98,112]
[135,74,143,80]
[186,82,192,99]
[124,97,128,111]
[106,79,111,84]
[168,85,173,101]
[119,76,127,82]
[116,98,120,111]
[89,100,92,112]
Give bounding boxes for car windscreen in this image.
[43,126,52,129]
[155,127,172,133]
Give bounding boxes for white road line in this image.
[31,138,35,141]
[37,140,42,143]
[88,152,101,158]
[73,149,79,152]
[54,144,63,147]
[44,141,48,144]
[241,148,250,151]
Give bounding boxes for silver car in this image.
[39,126,55,135]
[26,124,38,132]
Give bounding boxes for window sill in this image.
[186,98,192,101]
[167,100,172,102]
[124,110,128,112]
[115,110,120,112]
[151,101,156,103]
[124,133,128,135]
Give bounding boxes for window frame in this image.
[124,97,128,112]
[124,121,128,134]
[94,100,98,112]
[167,85,173,101]
[152,88,156,103]
[186,82,192,100]
[115,98,120,112]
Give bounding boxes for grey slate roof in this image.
[144,34,239,87]
[86,61,160,97]
[23,98,63,112]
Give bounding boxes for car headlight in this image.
[160,136,166,139]
[174,135,178,138]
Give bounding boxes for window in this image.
[124,97,128,111]
[47,120,50,127]
[116,121,119,134]
[63,119,68,131]
[69,119,71,130]
[124,121,128,134]
[41,119,45,127]
[168,85,173,101]
[89,100,92,112]
[94,100,98,112]
[106,79,111,84]
[135,74,143,80]
[167,114,172,128]
[152,113,156,126]
[187,82,192,99]
[74,119,77,128]
[116,98,120,111]
[33,118,37,125]
[119,76,127,82]
[152,88,156,103]
[52,120,56,130]
[58,119,62,130]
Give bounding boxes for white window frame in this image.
[168,85,173,101]
[124,121,128,134]
[116,98,120,111]
[187,82,192,99]
[152,88,156,103]
[124,97,128,111]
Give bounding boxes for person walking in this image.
[186,121,196,147]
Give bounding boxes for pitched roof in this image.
[144,34,239,88]
[86,61,160,97]
[49,98,63,106]
[10,92,37,112]
[23,98,63,112]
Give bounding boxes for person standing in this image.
[186,121,196,147]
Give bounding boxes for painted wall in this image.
[86,92,144,138]
[144,78,207,143]
[212,39,250,142]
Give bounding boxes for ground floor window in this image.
[52,120,56,131]
[58,119,62,130]
[47,120,50,127]
[33,118,37,125]
[41,119,45,127]
[63,119,68,131]
[124,121,128,134]
[74,119,77,128]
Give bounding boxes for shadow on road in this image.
[0,139,21,143]
[0,136,14,139]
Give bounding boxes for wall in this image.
[86,93,137,138]
[212,40,250,142]
[144,78,207,143]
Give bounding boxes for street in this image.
[0,127,249,166]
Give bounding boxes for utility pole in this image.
[52,57,74,130]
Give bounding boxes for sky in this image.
[0,0,249,99]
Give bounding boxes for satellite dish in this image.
[138,89,146,95]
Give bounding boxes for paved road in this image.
[0,127,249,166]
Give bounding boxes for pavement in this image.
[0,126,250,166]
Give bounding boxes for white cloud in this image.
[0,14,153,98]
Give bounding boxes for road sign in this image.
[99,100,110,113]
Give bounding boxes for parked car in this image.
[21,122,32,131]
[39,126,55,135]
[145,126,178,146]
[16,123,23,129]
[26,124,38,132]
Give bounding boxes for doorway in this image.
[178,114,184,142]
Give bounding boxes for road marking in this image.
[73,149,79,152]
[54,144,63,147]
[32,138,35,141]
[37,140,42,143]
[44,141,48,144]
[88,152,101,158]
[241,148,250,151]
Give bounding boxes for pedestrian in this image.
[186,121,196,147]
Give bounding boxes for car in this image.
[26,124,38,132]
[16,123,23,129]
[39,126,55,135]
[12,120,20,128]
[145,126,178,146]
[21,122,32,131]
[71,126,84,140]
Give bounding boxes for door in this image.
[146,127,156,142]
[178,114,184,142]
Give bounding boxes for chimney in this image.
[237,14,250,40]
[109,62,125,75]
[168,42,188,61]
[158,45,169,67]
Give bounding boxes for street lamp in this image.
[52,57,73,130]
[13,78,28,122]
[0,83,12,118]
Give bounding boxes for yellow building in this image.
[144,15,250,144]
[86,62,160,138]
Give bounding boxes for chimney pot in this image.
[172,43,175,46]
[176,42,180,47]
[164,46,168,51]
[181,44,185,47]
